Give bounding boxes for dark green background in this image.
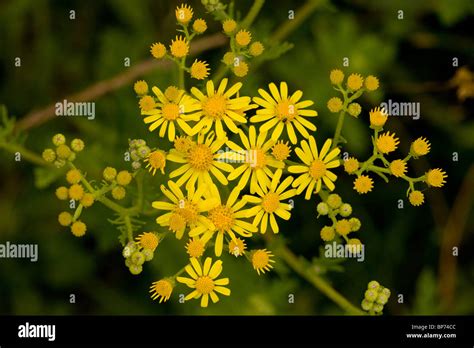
[0,0,473,315]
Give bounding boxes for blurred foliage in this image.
[0,0,473,315]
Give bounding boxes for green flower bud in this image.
[132,161,141,170]
[54,159,66,168]
[68,152,76,162]
[143,249,154,261]
[372,303,384,313]
[52,133,66,146]
[125,258,132,267]
[42,148,56,162]
[364,289,378,302]
[339,203,352,217]
[361,299,373,311]
[129,264,143,275]
[71,138,85,152]
[327,194,342,209]
[348,102,362,117]
[137,146,151,158]
[349,217,361,231]
[131,251,145,265]
[376,293,389,305]
[382,288,391,298]
[122,246,132,258]
[368,280,380,290]
[316,202,329,215]
[136,139,146,147]
[131,150,140,162]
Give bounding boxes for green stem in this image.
[178,58,185,90]
[332,110,346,150]
[124,215,133,242]
[277,245,365,315]
[0,141,51,167]
[241,0,265,28]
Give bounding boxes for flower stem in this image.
[241,0,265,28]
[0,141,51,167]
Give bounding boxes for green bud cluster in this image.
[42,133,85,167]
[128,138,151,170]
[122,241,154,275]
[361,280,391,315]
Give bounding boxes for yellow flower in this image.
[411,137,431,157]
[327,97,343,113]
[365,75,379,91]
[56,186,69,200]
[389,159,407,177]
[164,86,181,102]
[136,232,160,251]
[189,78,252,138]
[190,59,210,80]
[69,184,84,200]
[112,186,126,200]
[229,237,246,257]
[369,107,388,128]
[425,168,447,187]
[376,131,399,154]
[222,19,237,34]
[177,257,230,307]
[354,175,373,194]
[320,226,335,241]
[235,29,251,46]
[133,80,149,95]
[192,19,207,33]
[222,52,235,65]
[344,157,359,174]
[141,86,200,141]
[116,171,132,186]
[170,35,189,58]
[80,193,95,208]
[66,169,81,184]
[251,82,318,144]
[56,144,71,159]
[144,150,166,175]
[58,211,73,226]
[233,61,249,77]
[71,221,86,237]
[249,41,264,56]
[288,137,340,200]
[150,42,166,59]
[103,167,117,181]
[167,131,234,191]
[330,69,344,84]
[150,279,173,303]
[409,190,424,206]
[226,125,284,194]
[191,185,257,256]
[186,238,205,258]
[251,249,275,275]
[152,180,215,240]
[347,73,364,91]
[272,140,292,161]
[175,4,193,24]
[244,170,296,234]
[174,136,195,154]
[139,95,156,112]
[335,219,351,236]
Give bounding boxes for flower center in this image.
[310,159,326,179]
[249,149,267,169]
[187,239,205,258]
[162,103,180,120]
[188,144,213,171]
[155,280,172,296]
[195,276,215,294]
[272,142,291,161]
[262,193,280,213]
[148,151,166,169]
[176,199,199,224]
[209,205,234,232]
[252,250,270,268]
[169,213,186,232]
[203,94,227,119]
[275,100,296,121]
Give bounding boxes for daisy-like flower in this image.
[376,131,399,154]
[226,126,284,194]
[167,131,233,191]
[170,35,189,58]
[409,190,424,206]
[144,150,166,175]
[244,169,296,234]
[152,180,215,239]
[190,59,210,80]
[141,86,199,141]
[251,82,317,144]
[369,107,388,129]
[272,140,292,162]
[229,237,246,257]
[175,4,193,24]
[425,168,447,187]
[177,257,230,307]
[411,137,431,157]
[189,78,252,138]
[136,232,160,251]
[354,175,373,194]
[186,237,205,258]
[191,185,257,256]
[150,279,173,303]
[251,249,275,275]
[288,137,340,200]
[389,159,407,177]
